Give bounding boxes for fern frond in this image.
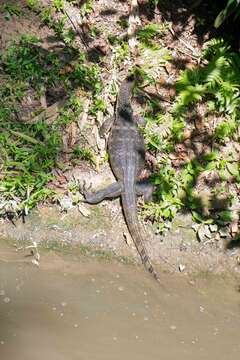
[175,38,240,121]
[204,55,228,86]
[176,68,202,91]
[203,38,230,59]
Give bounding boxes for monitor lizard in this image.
[83,75,159,281]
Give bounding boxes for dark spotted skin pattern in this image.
[84,76,159,281]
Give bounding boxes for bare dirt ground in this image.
[0,0,240,277]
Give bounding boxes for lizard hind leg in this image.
[82,181,123,204]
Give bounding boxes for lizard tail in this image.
[121,191,160,282]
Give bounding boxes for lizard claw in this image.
[80,180,93,201]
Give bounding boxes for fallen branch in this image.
[128,0,141,54]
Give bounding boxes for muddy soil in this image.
[0,240,240,360]
[1,164,240,275]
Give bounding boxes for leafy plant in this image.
[0,4,22,19]
[26,0,41,10]
[57,96,83,126]
[53,0,64,12]
[175,38,240,122]
[214,0,240,28]
[1,36,64,89]
[137,23,168,46]
[141,38,240,232]
[143,161,183,231]
[80,0,94,17]
[72,145,94,161]
[0,33,102,217]
[0,120,60,216]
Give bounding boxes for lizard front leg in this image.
[99,116,114,138]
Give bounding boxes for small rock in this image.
[197,224,206,242]
[178,264,186,272]
[209,224,218,232]
[214,232,221,241]
[78,203,91,217]
[219,227,230,237]
[192,223,199,232]
[59,196,73,211]
[204,225,212,239]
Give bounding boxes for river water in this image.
[0,241,240,360]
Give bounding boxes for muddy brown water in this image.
[0,242,240,360]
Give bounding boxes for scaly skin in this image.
[84,76,159,281]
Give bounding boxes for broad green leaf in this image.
[226,162,239,177]
[214,0,240,28]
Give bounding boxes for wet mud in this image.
[0,241,240,360]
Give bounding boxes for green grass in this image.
[0,30,102,217]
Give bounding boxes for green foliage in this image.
[0,32,102,217]
[26,0,41,10]
[39,4,75,45]
[143,161,183,230]
[142,38,240,232]
[113,42,130,65]
[175,39,240,121]
[0,120,60,216]
[80,0,94,17]
[57,96,83,126]
[53,0,64,12]
[89,99,106,116]
[147,0,161,8]
[214,0,240,28]
[66,54,102,95]
[137,23,168,46]
[2,36,63,89]
[72,146,94,162]
[142,113,174,152]
[0,3,22,19]
[214,119,237,142]
[1,37,102,95]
